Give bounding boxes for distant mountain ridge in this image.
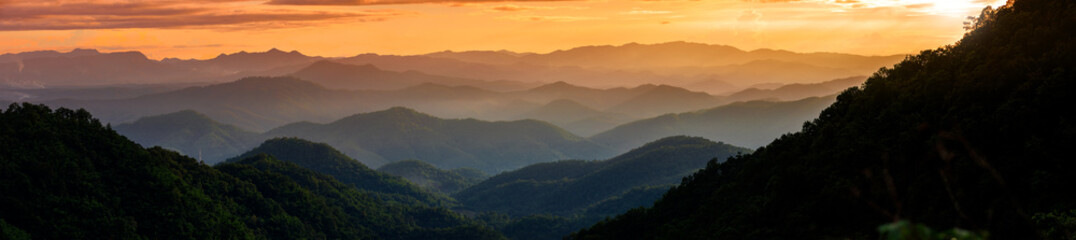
[114,110,261,163]
[3,42,900,105]
[0,48,322,88]
[591,95,838,151]
[265,107,616,172]
[423,41,904,86]
[454,136,752,217]
[42,75,736,136]
[228,138,450,206]
[291,60,537,91]
[377,160,488,195]
[721,76,866,102]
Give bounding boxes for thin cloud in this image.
[622,10,672,15]
[503,15,601,22]
[489,4,555,12]
[1,2,207,18]
[268,0,576,6]
[485,4,584,12]
[0,1,406,31]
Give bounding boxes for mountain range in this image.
[452,136,752,239]
[0,48,322,88]
[114,110,260,162]
[0,103,502,239]
[1,42,900,94]
[591,95,839,151]
[377,160,489,195]
[42,69,849,137]
[264,107,615,172]
[227,138,450,206]
[454,136,751,216]
[571,1,1076,238]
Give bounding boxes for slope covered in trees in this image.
[451,136,750,239]
[377,160,488,195]
[455,136,752,216]
[228,138,450,206]
[0,103,502,239]
[114,110,261,164]
[572,1,1076,239]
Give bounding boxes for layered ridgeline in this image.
[114,110,261,163]
[456,136,751,216]
[592,95,836,151]
[454,136,751,240]
[0,48,321,88]
[377,160,489,195]
[0,103,502,239]
[41,75,726,135]
[265,107,616,172]
[227,138,450,206]
[514,99,632,137]
[572,1,1076,239]
[721,76,866,102]
[50,76,364,131]
[109,106,615,170]
[290,60,536,92]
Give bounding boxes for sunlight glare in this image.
[832,0,1008,16]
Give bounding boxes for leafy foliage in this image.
[877,221,987,240]
[0,103,503,239]
[571,1,1076,239]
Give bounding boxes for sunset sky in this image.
[0,0,1006,59]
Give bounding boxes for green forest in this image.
[0,103,501,239]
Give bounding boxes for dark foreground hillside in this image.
[572,0,1076,239]
[0,103,502,239]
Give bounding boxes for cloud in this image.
[742,0,805,2]
[503,15,601,22]
[488,4,556,12]
[904,3,933,9]
[737,9,761,22]
[269,0,575,6]
[1,2,207,18]
[0,1,406,31]
[622,10,672,15]
[735,10,764,41]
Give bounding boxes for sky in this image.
[0,0,1007,60]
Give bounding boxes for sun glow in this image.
[829,0,1007,16]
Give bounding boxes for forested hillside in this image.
[228,138,451,207]
[572,1,1076,239]
[456,136,751,216]
[452,136,750,240]
[115,110,261,164]
[378,160,488,195]
[0,103,502,239]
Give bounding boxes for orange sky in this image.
[0,0,1006,59]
